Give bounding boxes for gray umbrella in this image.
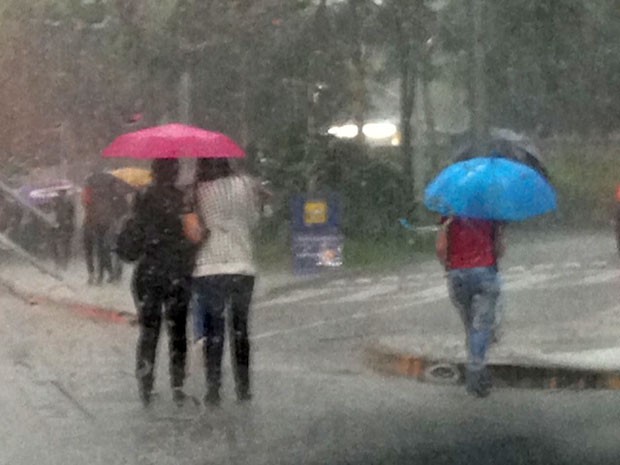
[454,128,549,180]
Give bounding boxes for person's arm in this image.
[81,187,92,207]
[435,217,451,267]
[243,176,262,228]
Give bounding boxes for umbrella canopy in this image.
[85,172,136,197]
[108,167,152,188]
[19,180,75,206]
[454,128,548,179]
[424,157,557,221]
[102,123,245,159]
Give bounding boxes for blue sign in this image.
[290,192,343,275]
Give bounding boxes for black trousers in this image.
[52,230,73,268]
[133,267,190,394]
[192,274,255,396]
[83,224,112,281]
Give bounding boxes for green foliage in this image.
[439,0,620,136]
[545,140,620,226]
[255,135,411,241]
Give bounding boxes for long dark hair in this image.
[195,158,233,183]
[151,158,179,186]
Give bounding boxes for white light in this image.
[362,122,397,140]
[328,124,359,139]
[328,121,398,140]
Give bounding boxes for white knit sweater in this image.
[193,175,260,277]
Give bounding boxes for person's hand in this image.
[257,180,273,202]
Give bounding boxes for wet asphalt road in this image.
[2,229,620,464]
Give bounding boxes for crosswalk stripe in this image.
[257,261,620,307]
[335,283,397,303]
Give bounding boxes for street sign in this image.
[291,192,343,275]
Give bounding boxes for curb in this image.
[364,344,620,391]
[0,277,137,326]
[0,270,356,327]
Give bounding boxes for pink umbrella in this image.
[102,123,245,159]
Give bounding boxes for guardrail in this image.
[0,178,58,228]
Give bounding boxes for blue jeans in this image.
[191,291,207,343]
[447,267,500,384]
[191,274,255,395]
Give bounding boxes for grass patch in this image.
[255,232,436,272]
[254,238,291,271]
[545,140,620,226]
[343,233,436,270]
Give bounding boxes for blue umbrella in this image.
[424,157,557,221]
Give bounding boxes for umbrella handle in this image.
[398,218,415,231]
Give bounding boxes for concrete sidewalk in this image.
[360,231,620,390]
[365,302,620,390]
[0,253,333,324]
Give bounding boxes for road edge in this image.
[364,343,620,391]
[0,276,137,325]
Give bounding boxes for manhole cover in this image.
[425,363,461,385]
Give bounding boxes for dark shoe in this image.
[172,388,187,407]
[137,363,154,408]
[466,368,492,398]
[467,383,491,398]
[237,391,252,402]
[236,384,252,402]
[204,389,221,407]
[139,386,152,407]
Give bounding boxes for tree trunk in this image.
[419,53,438,175]
[399,39,415,211]
[350,0,366,143]
[470,0,488,146]
[178,70,192,124]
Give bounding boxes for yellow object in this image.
[304,200,328,225]
[109,167,152,187]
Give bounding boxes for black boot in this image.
[137,368,154,408]
[466,367,491,398]
[204,388,221,406]
[235,365,251,402]
[172,387,187,407]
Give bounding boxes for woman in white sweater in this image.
[192,158,262,405]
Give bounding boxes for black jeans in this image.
[133,267,191,394]
[83,224,112,282]
[52,230,73,268]
[192,274,255,396]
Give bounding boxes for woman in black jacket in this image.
[127,158,194,407]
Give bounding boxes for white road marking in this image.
[253,320,327,340]
[581,269,620,285]
[253,260,618,339]
[335,284,397,303]
[592,260,609,268]
[504,265,527,273]
[256,287,333,307]
[562,262,582,269]
[532,263,555,271]
[503,272,559,291]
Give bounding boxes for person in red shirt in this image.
[436,216,505,398]
[81,181,115,285]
